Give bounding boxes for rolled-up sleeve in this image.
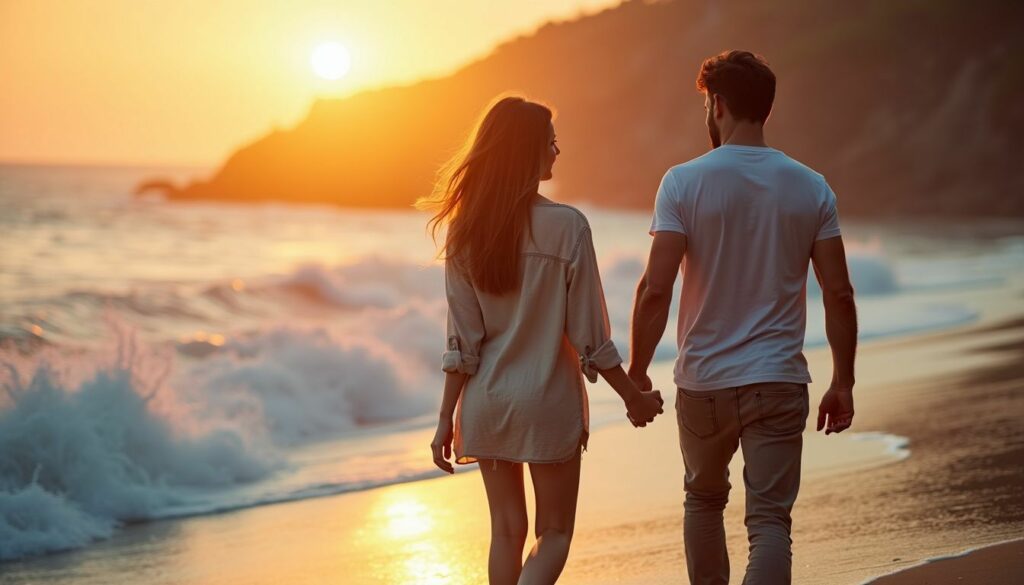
[442,261,484,375]
[566,227,623,383]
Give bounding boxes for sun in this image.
[310,42,351,81]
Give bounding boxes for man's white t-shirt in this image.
[650,144,842,391]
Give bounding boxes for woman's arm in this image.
[438,372,469,420]
[566,225,664,426]
[432,262,482,475]
[431,372,467,474]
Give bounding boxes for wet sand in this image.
[869,539,1024,584]
[2,303,1022,584]
[784,317,1024,584]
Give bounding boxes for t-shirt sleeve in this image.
[815,180,842,241]
[649,169,687,236]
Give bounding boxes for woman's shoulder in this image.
[533,202,591,233]
[528,202,591,260]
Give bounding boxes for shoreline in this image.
[864,538,1024,584]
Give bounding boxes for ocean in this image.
[1,162,1022,563]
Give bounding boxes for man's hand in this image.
[629,370,653,393]
[817,385,854,435]
[626,389,664,427]
[812,236,857,436]
[626,371,664,427]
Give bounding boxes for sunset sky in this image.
[0,0,620,167]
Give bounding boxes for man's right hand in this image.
[817,384,854,435]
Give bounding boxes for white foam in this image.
[181,324,439,446]
[273,258,442,309]
[806,252,899,297]
[0,480,114,561]
[848,431,911,461]
[0,357,278,561]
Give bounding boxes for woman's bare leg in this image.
[479,459,529,585]
[518,452,582,585]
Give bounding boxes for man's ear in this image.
[713,94,727,119]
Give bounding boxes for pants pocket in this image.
[677,388,718,438]
[755,384,808,434]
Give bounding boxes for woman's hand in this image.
[598,365,664,428]
[626,389,664,428]
[430,417,455,474]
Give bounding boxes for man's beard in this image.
[708,122,722,148]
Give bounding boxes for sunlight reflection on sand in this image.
[361,484,484,584]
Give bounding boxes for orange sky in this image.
[0,0,620,167]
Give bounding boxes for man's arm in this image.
[810,235,858,434]
[628,231,687,387]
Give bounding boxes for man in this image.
[628,50,858,585]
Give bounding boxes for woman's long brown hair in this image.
[418,95,553,295]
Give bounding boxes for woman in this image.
[421,95,664,585]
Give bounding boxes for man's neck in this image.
[722,122,768,148]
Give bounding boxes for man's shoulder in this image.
[771,151,828,186]
[657,153,719,198]
[664,150,721,179]
[673,148,825,177]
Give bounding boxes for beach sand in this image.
[869,539,1024,584]
[3,295,1022,584]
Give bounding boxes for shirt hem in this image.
[815,228,842,241]
[456,446,584,466]
[456,426,588,466]
[649,224,687,236]
[675,372,812,391]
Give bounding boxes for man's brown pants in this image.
[676,382,809,585]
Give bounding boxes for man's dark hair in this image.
[696,50,776,124]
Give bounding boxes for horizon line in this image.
[0,157,216,170]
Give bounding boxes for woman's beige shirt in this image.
[442,203,622,464]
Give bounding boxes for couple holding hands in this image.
[422,50,857,585]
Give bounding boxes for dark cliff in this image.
[144,0,1024,216]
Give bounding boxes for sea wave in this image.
[0,355,277,561]
[0,246,993,562]
[179,324,439,446]
[0,308,451,562]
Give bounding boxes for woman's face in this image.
[540,122,559,181]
